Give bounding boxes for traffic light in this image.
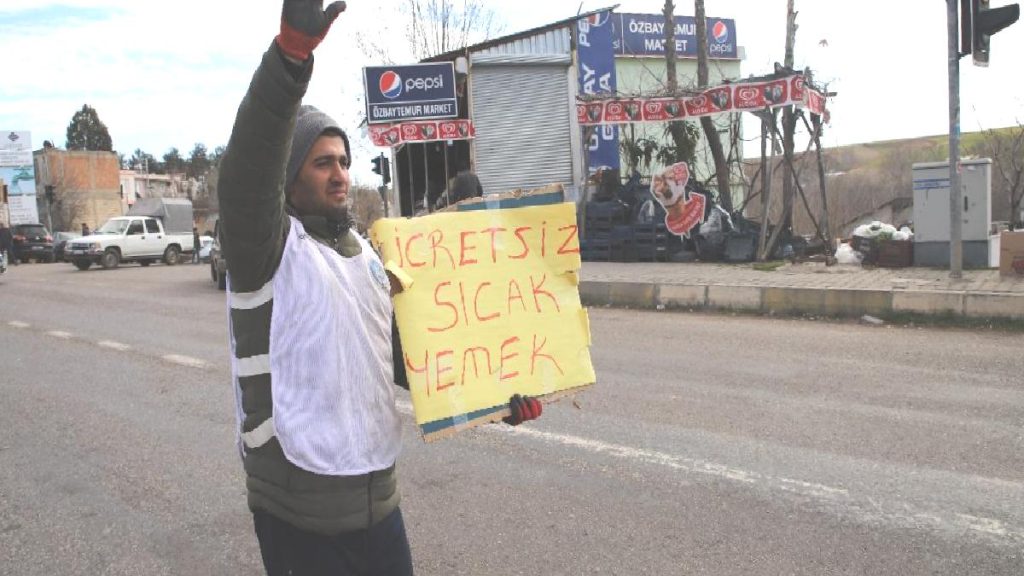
[371,153,392,186]
[45,185,55,203]
[972,0,1020,66]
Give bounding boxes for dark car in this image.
[12,223,54,263]
[52,231,83,262]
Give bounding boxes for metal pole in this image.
[948,0,963,278]
[406,146,414,217]
[443,142,450,208]
[579,126,594,242]
[423,143,431,213]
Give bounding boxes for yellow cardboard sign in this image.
[370,202,595,440]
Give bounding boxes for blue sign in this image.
[615,14,738,59]
[577,10,620,172]
[363,63,458,124]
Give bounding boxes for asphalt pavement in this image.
[1,261,1022,575]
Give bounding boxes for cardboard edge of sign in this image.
[435,182,567,213]
[419,384,594,443]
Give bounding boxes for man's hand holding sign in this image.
[371,193,595,441]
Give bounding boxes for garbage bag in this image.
[835,242,863,265]
[892,226,914,242]
[699,204,733,235]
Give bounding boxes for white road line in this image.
[46,330,73,339]
[162,354,208,369]
[8,321,30,329]
[394,399,1024,546]
[97,340,131,351]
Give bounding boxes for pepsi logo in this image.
[711,21,729,44]
[379,71,403,99]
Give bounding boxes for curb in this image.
[579,281,1024,321]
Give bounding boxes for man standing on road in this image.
[217,2,542,574]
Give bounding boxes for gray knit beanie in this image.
[286,105,351,186]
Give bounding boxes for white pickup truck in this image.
[67,216,193,270]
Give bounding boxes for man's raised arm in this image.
[217,1,346,292]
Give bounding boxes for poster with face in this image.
[649,162,706,238]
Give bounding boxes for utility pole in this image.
[948,0,963,278]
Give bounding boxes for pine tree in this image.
[65,104,113,151]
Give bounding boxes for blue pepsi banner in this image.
[615,14,738,59]
[364,63,458,124]
[577,10,620,173]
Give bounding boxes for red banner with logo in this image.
[370,119,476,148]
[577,74,826,126]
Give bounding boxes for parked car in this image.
[210,218,226,290]
[67,215,193,270]
[12,223,54,263]
[52,231,82,262]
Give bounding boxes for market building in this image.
[370,7,745,217]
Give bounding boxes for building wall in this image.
[34,149,122,231]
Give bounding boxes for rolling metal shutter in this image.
[471,64,573,195]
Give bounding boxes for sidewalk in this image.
[579,261,1024,321]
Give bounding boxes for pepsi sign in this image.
[615,13,738,59]
[364,63,458,124]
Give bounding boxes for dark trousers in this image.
[253,507,414,576]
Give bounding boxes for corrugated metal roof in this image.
[474,28,571,58]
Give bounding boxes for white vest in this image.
[232,217,402,476]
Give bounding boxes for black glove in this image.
[503,394,542,426]
[276,0,347,62]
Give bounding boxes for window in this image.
[145,219,160,234]
[127,221,144,235]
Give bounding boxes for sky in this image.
[2,1,1022,186]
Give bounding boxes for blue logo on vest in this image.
[369,259,390,291]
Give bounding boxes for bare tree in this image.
[970,123,1024,229]
[358,0,502,62]
[660,2,701,170]
[350,185,385,235]
[693,0,733,212]
[760,1,799,260]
